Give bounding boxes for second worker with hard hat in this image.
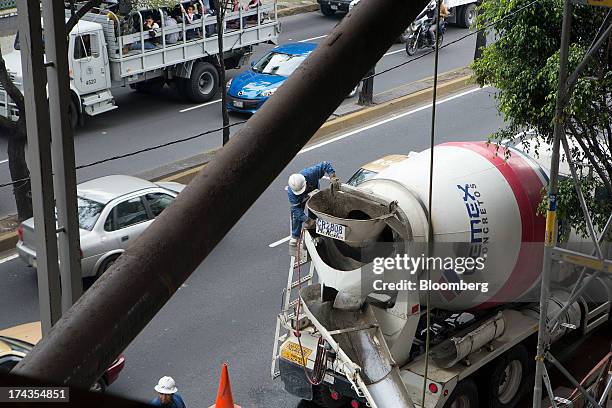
[287,161,337,246]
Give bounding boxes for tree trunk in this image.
[7,124,32,221]
[215,0,230,145]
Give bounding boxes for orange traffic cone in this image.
[209,362,241,408]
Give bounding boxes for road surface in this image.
[0,86,503,406]
[0,11,477,218]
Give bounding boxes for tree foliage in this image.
[472,0,612,237]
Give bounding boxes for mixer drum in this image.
[302,142,548,311]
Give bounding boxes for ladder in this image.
[270,244,314,379]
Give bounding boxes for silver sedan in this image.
[16,175,184,279]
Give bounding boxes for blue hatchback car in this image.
[226,43,317,114]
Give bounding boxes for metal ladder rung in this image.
[290,273,313,289]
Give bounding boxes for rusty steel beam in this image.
[14,0,429,386]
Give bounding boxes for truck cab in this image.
[68,20,117,122]
[70,22,112,103]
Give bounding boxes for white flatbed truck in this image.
[0,1,280,127]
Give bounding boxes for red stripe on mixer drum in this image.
[442,141,546,307]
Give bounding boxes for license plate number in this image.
[233,100,244,108]
[330,4,338,9]
[281,341,312,366]
[316,218,346,241]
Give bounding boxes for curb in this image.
[0,73,476,256]
[277,3,319,17]
[312,74,474,141]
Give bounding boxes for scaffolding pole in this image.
[532,1,573,405]
[533,1,612,406]
[16,0,62,336]
[42,0,83,312]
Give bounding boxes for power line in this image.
[0,120,246,189]
[0,0,543,190]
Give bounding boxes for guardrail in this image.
[0,0,15,11]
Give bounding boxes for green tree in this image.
[472,0,611,237]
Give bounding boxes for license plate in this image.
[233,100,244,108]
[281,341,312,366]
[316,218,346,241]
[330,4,338,9]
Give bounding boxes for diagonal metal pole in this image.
[546,352,604,408]
[562,9,612,104]
[16,0,62,336]
[560,135,604,259]
[13,0,429,387]
[532,1,573,406]
[548,214,612,329]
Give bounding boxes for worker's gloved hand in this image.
[303,219,316,230]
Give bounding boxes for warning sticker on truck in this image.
[281,341,313,366]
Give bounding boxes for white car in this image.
[16,175,185,279]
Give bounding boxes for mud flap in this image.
[279,358,313,400]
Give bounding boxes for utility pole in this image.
[16,0,62,335]
[473,1,486,61]
[42,0,83,311]
[358,66,374,106]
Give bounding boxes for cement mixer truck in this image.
[271,141,612,408]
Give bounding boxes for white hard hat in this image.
[154,376,178,394]
[288,173,306,195]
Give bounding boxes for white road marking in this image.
[269,235,291,247]
[0,254,18,264]
[0,159,8,164]
[268,85,490,247]
[299,86,489,154]
[298,34,327,43]
[383,49,405,57]
[179,99,221,113]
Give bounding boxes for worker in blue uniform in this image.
[287,161,337,246]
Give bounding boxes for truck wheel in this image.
[487,345,528,408]
[185,62,219,103]
[320,5,336,16]
[311,385,347,408]
[460,4,476,28]
[443,379,478,408]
